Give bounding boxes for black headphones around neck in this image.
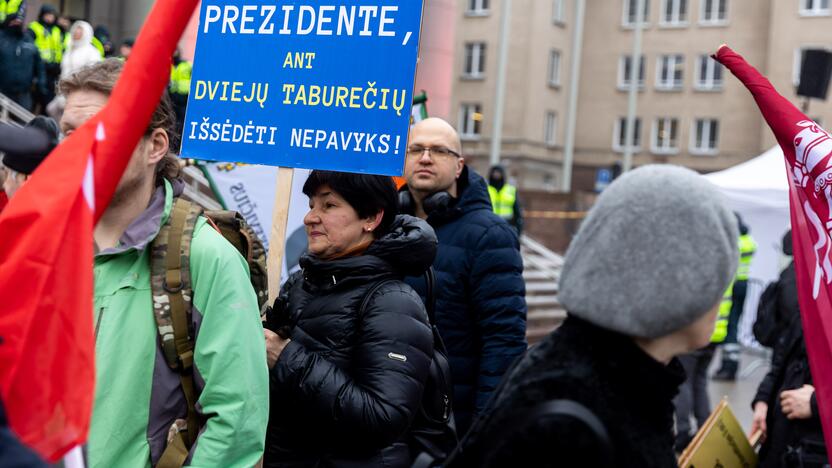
[398,190,454,217]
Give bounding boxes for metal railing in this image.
[0,92,35,126]
[520,235,564,282]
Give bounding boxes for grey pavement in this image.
[707,348,771,431]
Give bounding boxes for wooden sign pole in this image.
[266,167,295,303]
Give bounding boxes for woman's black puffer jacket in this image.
[265,215,437,468]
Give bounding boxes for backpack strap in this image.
[203,209,269,315]
[424,267,437,325]
[462,399,612,468]
[151,198,203,466]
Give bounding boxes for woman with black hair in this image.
[263,170,437,467]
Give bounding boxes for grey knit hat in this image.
[558,165,739,339]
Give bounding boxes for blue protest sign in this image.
[180,1,425,176]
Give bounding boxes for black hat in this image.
[1,117,60,175]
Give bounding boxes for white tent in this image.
[705,146,791,285]
[705,147,792,346]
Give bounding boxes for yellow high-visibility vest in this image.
[711,282,733,343]
[91,36,105,58]
[737,234,757,281]
[488,184,517,220]
[2,0,23,21]
[170,61,193,95]
[28,21,63,64]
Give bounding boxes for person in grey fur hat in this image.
[448,165,738,468]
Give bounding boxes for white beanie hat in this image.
[558,165,739,339]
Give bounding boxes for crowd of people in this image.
[0,1,190,129]
[0,16,828,468]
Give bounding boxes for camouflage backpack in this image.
[150,198,268,468]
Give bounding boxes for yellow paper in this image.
[678,399,758,468]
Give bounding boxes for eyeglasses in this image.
[406,145,461,159]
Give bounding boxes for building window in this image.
[464,42,486,78]
[613,117,642,151]
[459,103,482,138]
[618,55,646,89]
[553,0,565,23]
[700,0,727,24]
[660,0,688,25]
[652,117,679,153]
[467,0,490,15]
[801,0,831,16]
[691,118,719,154]
[548,50,562,86]
[695,55,723,90]
[656,54,684,90]
[623,0,650,26]
[544,111,558,146]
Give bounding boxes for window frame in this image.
[651,117,680,154]
[548,49,562,87]
[618,54,646,90]
[655,54,685,90]
[659,0,688,26]
[459,103,483,139]
[463,42,487,79]
[690,118,720,155]
[612,116,643,152]
[466,0,491,16]
[700,0,728,25]
[622,0,650,27]
[801,0,831,16]
[544,111,558,146]
[694,54,723,91]
[553,0,566,24]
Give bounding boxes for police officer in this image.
[0,0,46,111]
[169,48,192,135]
[714,214,757,381]
[487,165,523,236]
[673,283,732,451]
[26,4,63,111]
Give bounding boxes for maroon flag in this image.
[714,45,832,446]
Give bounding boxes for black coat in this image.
[265,216,437,468]
[0,27,46,97]
[754,263,827,467]
[405,166,527,434]
[450,317,685,468]
[0,402,46,468]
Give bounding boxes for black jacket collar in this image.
[300,215,437,289]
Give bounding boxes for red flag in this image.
[0,0,198,461]
[714,46,832,447]
[0,191,7,213]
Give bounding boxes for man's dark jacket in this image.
[0,26,46,98]
[405,166,527,434]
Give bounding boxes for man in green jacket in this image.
[58,59,269,467]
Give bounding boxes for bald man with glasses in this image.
[399,118,528,435]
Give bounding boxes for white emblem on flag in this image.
[63,446,86,468]
[790,120,832,299]
[82,155,94,211]
[82,123,105,212]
